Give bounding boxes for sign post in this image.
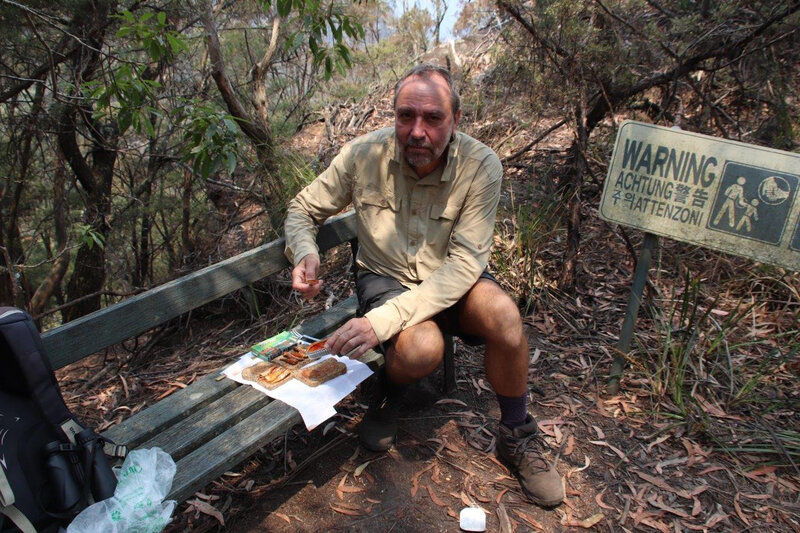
[607,232,657,395]
[600,120,800,392]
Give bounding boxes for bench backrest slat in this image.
[43,211,357,369]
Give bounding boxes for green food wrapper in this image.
[250,330,301,361]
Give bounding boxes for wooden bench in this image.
[42,210,456,503]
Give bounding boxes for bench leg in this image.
[443,334,457,394]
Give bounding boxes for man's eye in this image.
[427,115,443,124]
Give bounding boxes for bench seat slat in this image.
[139,386,270,461]
[102,371,238,448]
[168,399,301,502]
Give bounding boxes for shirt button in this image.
[411,208,418,216]
[409,240,417,247]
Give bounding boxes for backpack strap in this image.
[0,467,36,533]
[0,307,84,444]
[0,464,15,507]
[104,441,128,460]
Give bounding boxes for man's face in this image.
[394,74,460,177]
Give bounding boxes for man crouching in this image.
[284,64,563,507]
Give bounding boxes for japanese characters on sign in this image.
[600,120,800,271]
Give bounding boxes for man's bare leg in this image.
[359,320,445,451]
[457,278,564,506]
[456,279,528,397]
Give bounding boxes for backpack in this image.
[0,307,126,533]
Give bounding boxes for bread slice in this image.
[295,358,346,387]
[241,361,292,389]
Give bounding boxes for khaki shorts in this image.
[355,269,500,346]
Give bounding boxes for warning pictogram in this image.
[708,162,797,244]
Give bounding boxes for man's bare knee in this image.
[386,321,444,384]
[461,281,524,345]
[489,296,524,344]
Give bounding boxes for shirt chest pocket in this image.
[355,188,399,234]
[429,202,461,221]
[425,202,461,248]
[357,188,398,211]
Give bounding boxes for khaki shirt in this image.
[285,127,502,342]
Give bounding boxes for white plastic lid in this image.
[459,507,486,532]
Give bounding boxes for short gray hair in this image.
[393,64,460,116]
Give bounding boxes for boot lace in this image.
[506,431,551,474]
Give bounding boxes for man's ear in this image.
[451,110,461,141]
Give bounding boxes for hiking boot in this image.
[357,368,401,452]
[357,404,398,452]
[496,414,564,507]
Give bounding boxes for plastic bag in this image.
[67,447,177,533]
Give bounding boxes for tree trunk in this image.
[558,86,588,290]
[29,154,71,317]
[55,0,117,321]
[181,168,194,268]
[63,122,119,322]
[0,84,44,306]
[201,2,272,154]
[133,137,161,287]
[201,1,283,231]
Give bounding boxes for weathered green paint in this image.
[607,232,658,394]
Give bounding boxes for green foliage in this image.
[491,179,564,312]
[274,150,318,219]
[178,104,242,179]
[395,6,434,56]
[258,0,364,79]
[75,223,106,250]
[115,10,187,62]
[645,274,710,415]
[84,9,188,136]
[83,66,162,136]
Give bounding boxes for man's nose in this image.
[410,117,425,139]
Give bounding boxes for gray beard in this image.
[405,151,434,169]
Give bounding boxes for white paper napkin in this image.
[223,353,373,430]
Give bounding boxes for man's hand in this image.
[325,317,379,359]
[291,254,323,301]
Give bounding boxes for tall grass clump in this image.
[637,266,800,467]
[492,182,563,314]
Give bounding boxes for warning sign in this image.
[600,121,800,271]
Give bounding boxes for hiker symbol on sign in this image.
[708,162,798,245]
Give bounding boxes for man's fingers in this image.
[324,318,378,357]
[346,344,368,359]
[291,254,322,297]
[300,280,323,300]
[326,325,358,355]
